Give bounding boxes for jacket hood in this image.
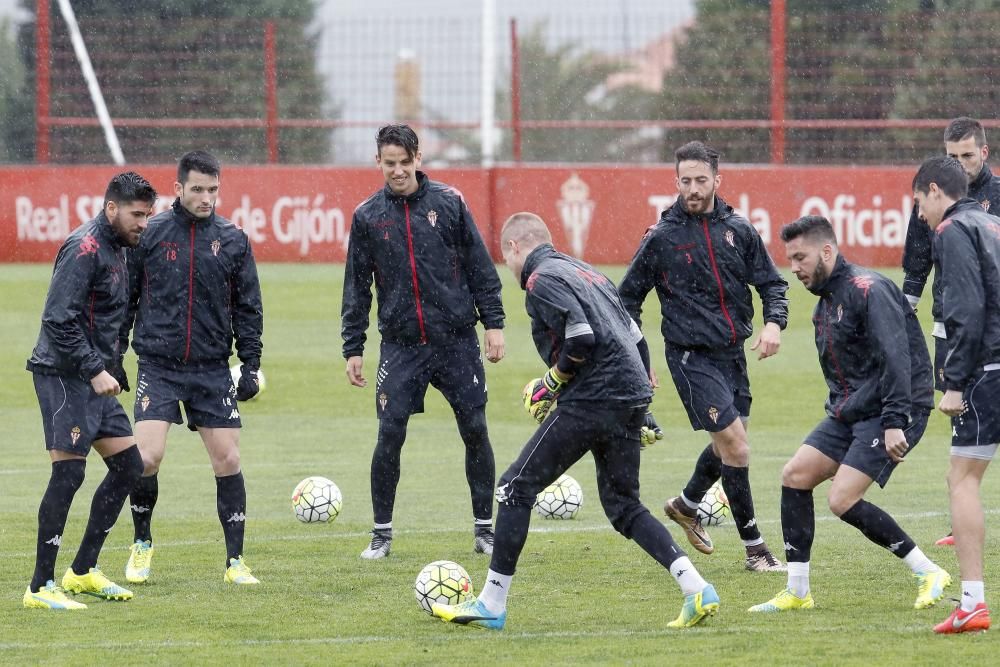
[520,243,557,290]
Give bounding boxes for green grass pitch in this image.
[0,262,996,665]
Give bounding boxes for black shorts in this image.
[495,402,649,534]
[805,410,930,488]
[665,347,751,432]
[134,360,241,431]
[375,329,487,420]
[33,373,132,455]
[951,366,1000,455]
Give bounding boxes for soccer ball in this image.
[230,364,267,399]
[697,481,730,526]
[534,473,583,519]
[291,476,342,523]
[413,560,474,614]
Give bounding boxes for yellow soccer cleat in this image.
[61,567,133,601]
[748,588,814,613]
[667,583,719,628]
[914,569,951,609]
[23,581,87,610]
[224,556,260,585]
[125,539,154,584]
[432,597,506,630]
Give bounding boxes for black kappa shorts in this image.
[375,329,487,420]
[665,346,751,432]
[805,410,930,488]
[33,373,132,455]
[134,360,241,431]
[951,366,1000,452]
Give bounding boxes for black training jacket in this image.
[619,196,788,356]
[521,244,652,406]
[933,198,1000,391]
[121,199,263,370]
[809,256,933,429]
[902,164,1000,320]
[341,171,504,357]
[27,212,129,380]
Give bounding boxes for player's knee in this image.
[827,490,856,517]
[212,448,241,476]
[494,477,533,507]
[781,459,811,488]
[455,407,489,447]
[107,445,144,486]
[57,458,87,492]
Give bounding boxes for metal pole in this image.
[35,0,50,163]
[770,0,787,164]
[510,18,521,163]
[265,21,279,164]
[481,0,496,166]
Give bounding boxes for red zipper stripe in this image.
[702,220,737,344]
[403,202,427,344]
[185,224,195,362]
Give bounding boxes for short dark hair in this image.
[675,141,720,174]
[944,116,986,146]
[912,155,969,199]
[377,124,420,159]
[105,171,157,206]
[177,150,221,184]
[780,215,837,245]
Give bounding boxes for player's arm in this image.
[866,281,913,433]
[42,242,104,381]
[456,194,505,332]
[747,230,788,358]
[901,205,932,310]
[341,210,375,361]
[938,223,986,393]
[231,235,265,401]
[618,227,662,329]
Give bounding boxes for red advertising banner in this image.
[1,165,915,266]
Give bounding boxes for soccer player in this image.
[748,215,949,613]
[911,156,999,634]
[120,151,264,585]
[432,212,719,630]
[23,172,156,609]
[342,124,506,559]
[619,141,788,571]
[901,117,1000,548]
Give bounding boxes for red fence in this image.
[3,165,915,267]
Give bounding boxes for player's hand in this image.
[235,365,261,401]
[109,363,130,393]
[939,389,966,417]
[346,356,366,387]
[484,329,505,363]
[640,410,664,449]
[90,370,121,397]
[884,427,908,463]
[523,368,568,423]
[648,366,660,389]
[750,322,782,360]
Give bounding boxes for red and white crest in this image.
[140,396,151,412]
[982,199,991,212]
[211,239,221,256]
[837,304,844,322]
[379,393,388,410]
[557,173,595,259]
[70,426,81,444]
[427,210,438,227]
[724,229,735,247]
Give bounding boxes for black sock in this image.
[72,446,143,574]
[682,444,722,504]
[839,499,916,557]
[371,417,408,525]
[781,486,815,563]
[456,407,495,523]
[625,511,686,570]
[489,504,533,576]
[31,459,86,592]
[130,473,158,543]
[216,472,247,565]
[721,464,762,542]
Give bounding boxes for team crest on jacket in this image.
[982,199,991,212]
[77,234,100,258]
[211,239,221,256]
[427,210,438,227]
[70,426,81,444]
[724,229,735,247]
[837,304,843,322]
[707,406,719,424]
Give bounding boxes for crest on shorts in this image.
[211,239,221,256]
[707,406,719,424]
[141,395,150,412]
[70,426,81,444]
[939,367,945,384]
[724,229,735,247]
[427,210,438,227]
[379,393,388,410]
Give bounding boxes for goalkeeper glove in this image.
[523,368,568,423]
[640,410,664,449]
[235,362,261,402]
[109,357,130,393]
